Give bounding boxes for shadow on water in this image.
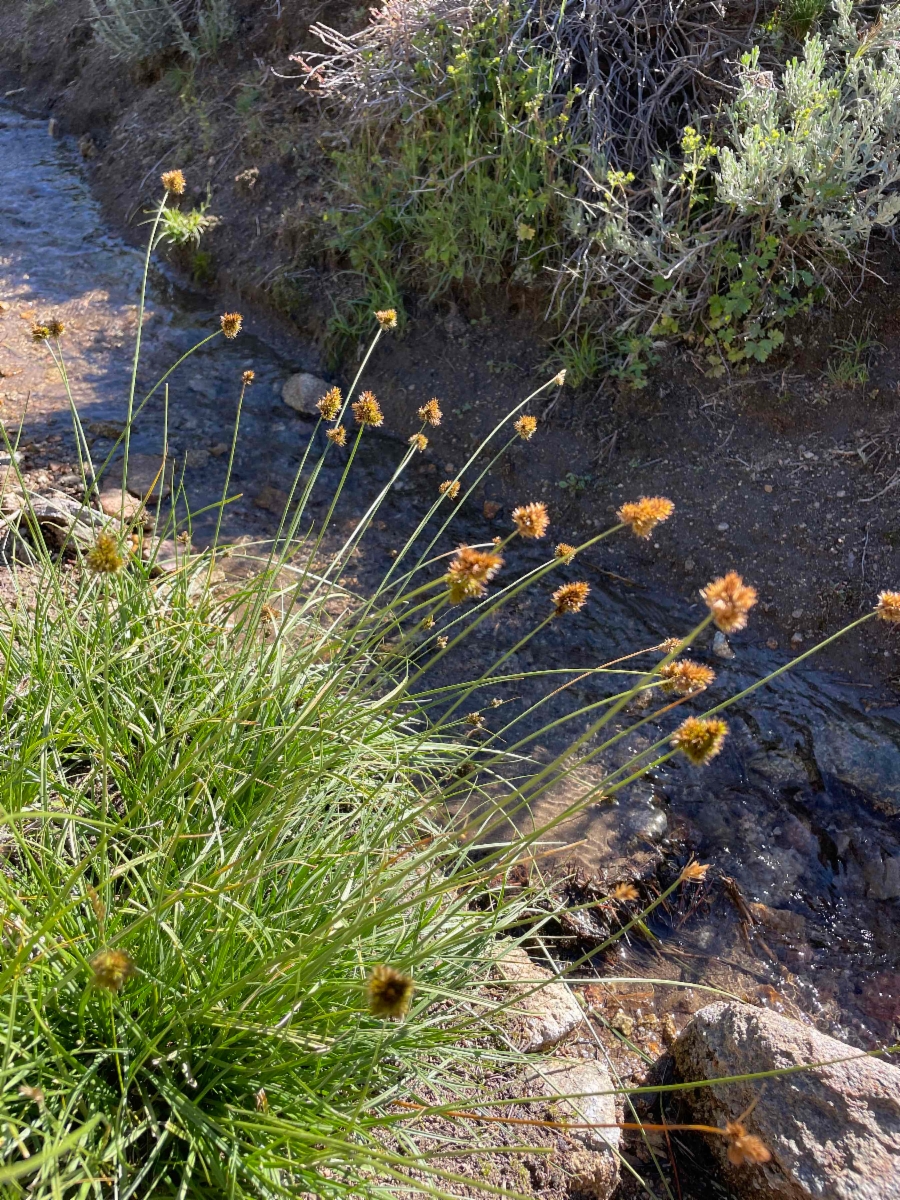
[1,104,898,1054]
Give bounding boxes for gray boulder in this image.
[282,372,330,417]
[673,1001,900,1199]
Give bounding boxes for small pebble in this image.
[717,522,729,531]
[764,484,773,493]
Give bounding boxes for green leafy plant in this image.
[157,199,219,248]
[826,329,876,389]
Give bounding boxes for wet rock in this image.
[97,490,147,525]
[816,719,900,815]
[673,1001,900,1200]
[254,484,291,515]
[713,630,734,658]
[522,1057,620,1198]
[110,453,172,501]
[493,943,585,1052]
[282,372,330,416]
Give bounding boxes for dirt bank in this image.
[2,0,900,690]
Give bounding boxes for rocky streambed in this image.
[1,102,899,1198]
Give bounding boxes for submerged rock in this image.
[673,1001,900,1199]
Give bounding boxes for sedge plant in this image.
[1,174,898,1199]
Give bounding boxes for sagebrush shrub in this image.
[308,0,900,378]
[89,0,235,61]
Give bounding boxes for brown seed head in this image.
[617,496,675,539]
[242,369,255,386]
[875,590,900,623]
[680,859,710,883]
[367,964,414,1018]
[418,397,442,426]
[220,312,243,339]
[437,635,448,649]
[658,659,716,696]
[554,542,577,561]
[514,414,538,441]
[90,948,138,991]
[660,637,682,653]
[552,581,590,615]
[409,433,428,451]
[466,711,484,727]
[31,324,51,344]
[86,532,124,575]
[256,1088,269,1113]
[420,615,435,630]
[353,390,384,427]
[18,1085,45,1109]
[440,479,461,500]
[701,571,757,633]
[724,1122,771,1167]
[375,308,398,331]
[554,369,567,386]
[672,716,728,766]
[86,884,106,924]
[318,386,342,421]
[445,545,503,603]
[326,424,347,447]
[161,169,186,195]
[512,502,549,539]
[610,883,639,902]
[46,318,65,338]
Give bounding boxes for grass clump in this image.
[2,175,896,1197]
[305,0,900,381]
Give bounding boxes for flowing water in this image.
[2,106,898,1061]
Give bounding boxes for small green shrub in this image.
[157,198,219,247]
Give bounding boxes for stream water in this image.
[1,105,898,1060]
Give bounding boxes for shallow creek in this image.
[1,105,898,1059]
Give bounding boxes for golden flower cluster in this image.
[680,859,710,883]
[86,532,124,574]
[724,1121,771,1167]
[701,571,757,633]
[512,502,549,539]
[317,386,342,421]
[552,581,590,615]
[90,948,138,991]
[658,659,716,696]
[367,964,414,1017]
[440,480,461,500]
[514,414,537,440]
[374,309,398,330]
[161,169,186,195]
[609,883,639,902]
[418,397,442,426]
[671,716,728,766]
[47,318,65,338]
[875,591,900,623]
[554,542,576,561]
[353,390,383,427]
[326,425,347,447]
[445,545,503,603]
[242,369,255,386]
[409,433,428,451]
[31,324,51,343]
[220,312,243,339]
[617,495,674,539]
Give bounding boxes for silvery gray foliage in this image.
[89,0,235,61]
[563,0,900,353]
